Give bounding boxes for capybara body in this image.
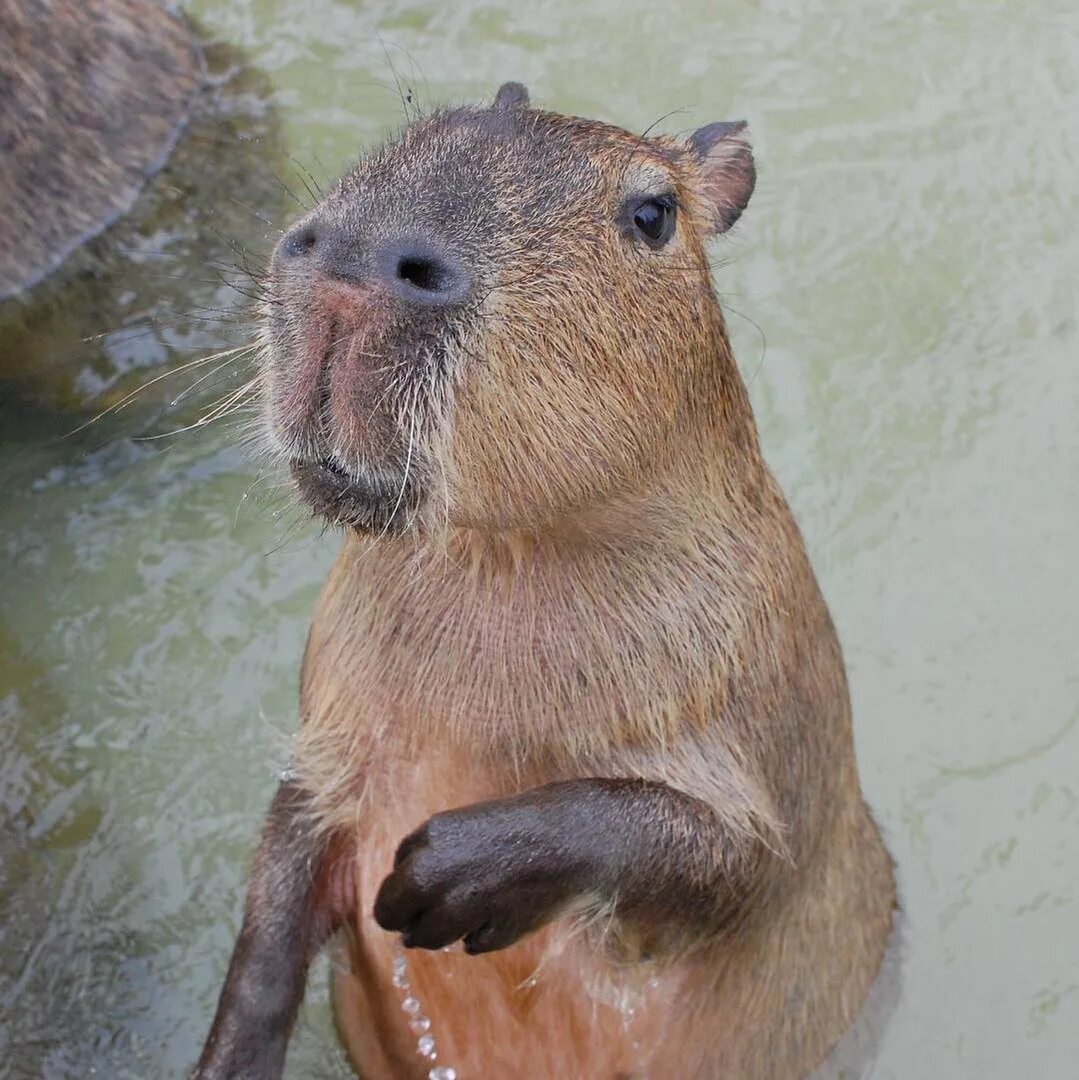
[196,83,895,1080]
[308,534,894,1079]
[0,0,201,297]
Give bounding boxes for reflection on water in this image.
[1,2,1077,1077]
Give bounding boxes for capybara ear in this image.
[686,121,755,234]
[492,81,530,110]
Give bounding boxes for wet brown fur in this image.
[263,94,895,1078]
[0,0,201,298]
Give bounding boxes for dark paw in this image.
[373,797,587,954]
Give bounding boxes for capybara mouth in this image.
[290,458,421,533]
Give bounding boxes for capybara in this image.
[0,0,201,298]
[195,82,895,1080]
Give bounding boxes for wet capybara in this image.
[0,0,201,298]
[195,82,895,1079]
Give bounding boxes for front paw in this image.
[373,796,589,954]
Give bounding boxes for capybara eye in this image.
[632,196,676,247]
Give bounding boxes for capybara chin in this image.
[196,82,895,1080]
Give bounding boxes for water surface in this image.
[1,2,1076,1077]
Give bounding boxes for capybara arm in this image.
[374,777,768,955]
[194,780,343,1080]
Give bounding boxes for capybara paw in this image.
[373,798,583,954]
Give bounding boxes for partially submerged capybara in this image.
[195,82,895,1079]
[0,0,201,298]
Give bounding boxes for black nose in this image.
[377,240,469,306]
[278,221,318,260]
[275,220,468,307]
[276,218,365,281]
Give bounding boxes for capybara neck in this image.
[437,307,763,556]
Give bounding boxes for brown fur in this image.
[0,0,201,298]
[257,93,896,1078]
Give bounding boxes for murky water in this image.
[1,1,1077,1077]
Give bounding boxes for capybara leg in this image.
[193,780,347,1079]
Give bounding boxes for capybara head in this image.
[262,82,755,534]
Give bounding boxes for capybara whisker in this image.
[65,342,259,437]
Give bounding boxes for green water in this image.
[1,1,1077,1077]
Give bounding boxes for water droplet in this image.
[417,1034,436,1059]
[409,1015,431,1034]
[429,1068,457,1080]
[401,996,421,1016]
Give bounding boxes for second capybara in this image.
[0,0,201,298]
